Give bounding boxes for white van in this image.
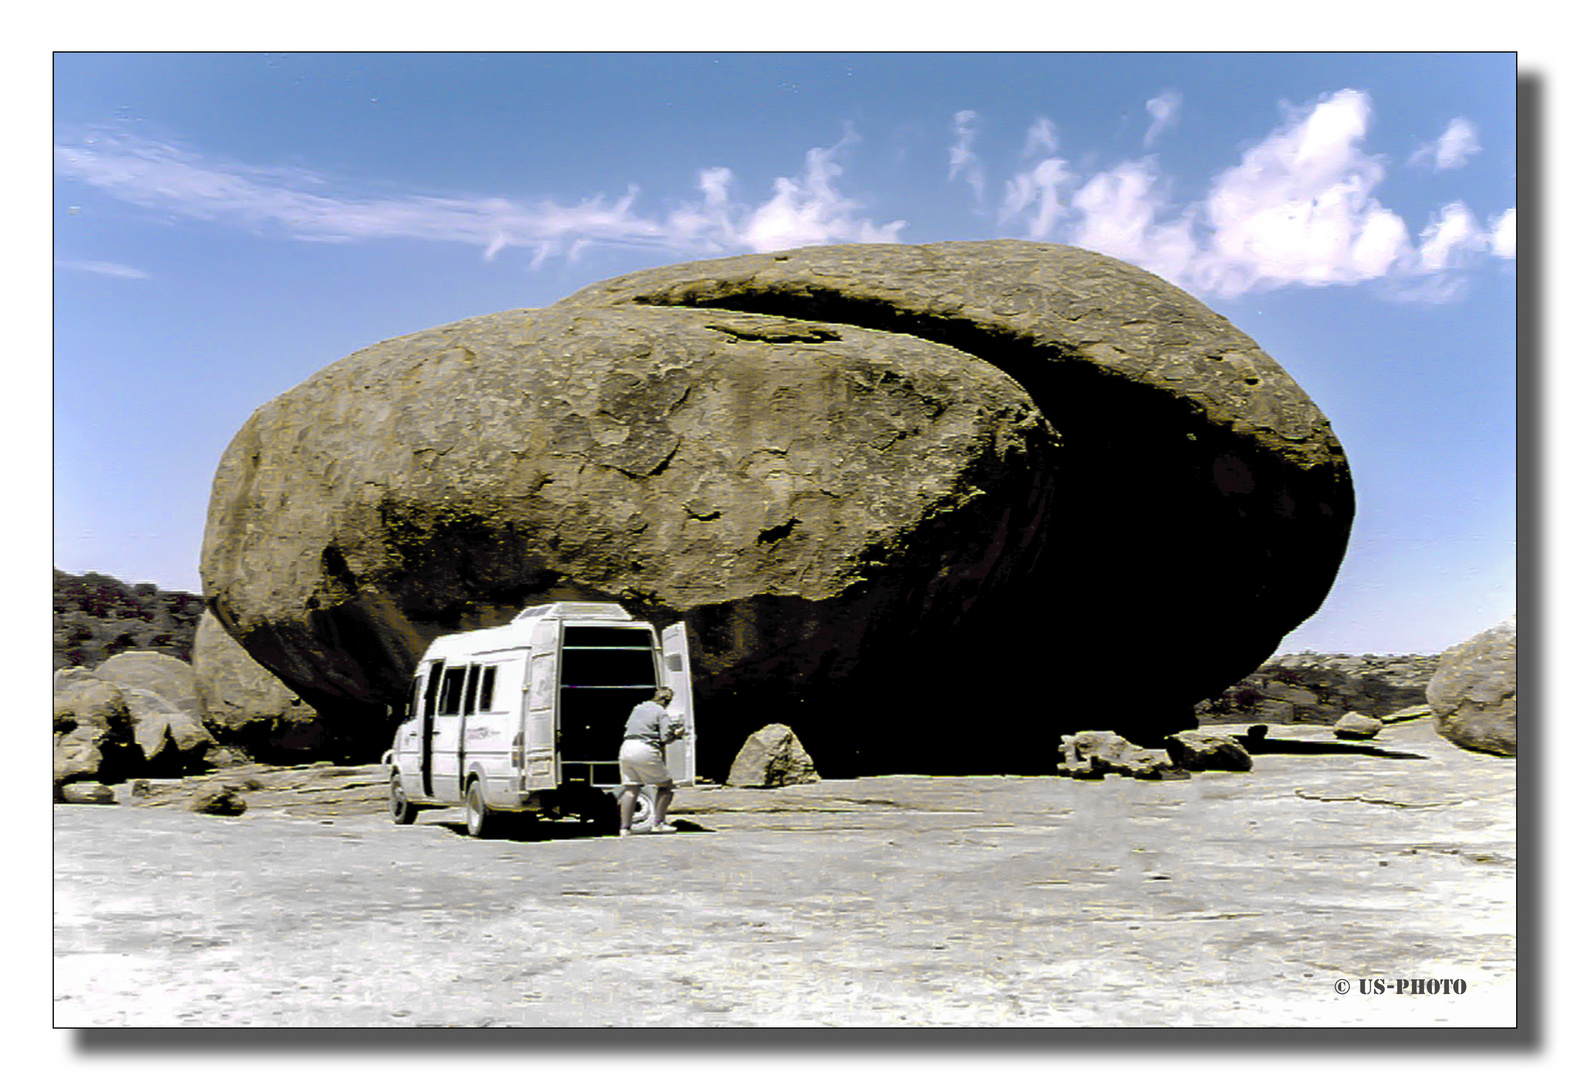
[383,601,695,837]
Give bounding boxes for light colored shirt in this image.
[624,700,682,749]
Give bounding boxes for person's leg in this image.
[618,784,641,834]
[651,782,674,828]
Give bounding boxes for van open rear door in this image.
[660,622,696,786]
[523,619,560,791]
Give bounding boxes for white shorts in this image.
[618,739,673,787]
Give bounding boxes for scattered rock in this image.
[189,782,248,816]
[1058,731,1188,781]
[1382,705,1435,724]
[1163,730,1253,771]
[726,724,821,788]
[53,668,144,788]
[58,781,117,805]
[1428,616,1516,757]
[1333,711,1383,740]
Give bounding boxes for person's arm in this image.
[661,706,686,744]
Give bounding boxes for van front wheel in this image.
[464,779,493,839]
[389,772,418,825]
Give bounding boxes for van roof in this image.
[422,601,646,662]
[511,602,633,622]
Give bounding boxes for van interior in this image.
[558,624,661,785]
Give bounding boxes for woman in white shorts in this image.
[618,687,684,836]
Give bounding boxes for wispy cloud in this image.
[55,258,150,280]
[999,157,1075,240]
[1022,117,1059,158]
[948,110,986,204]
[57,95,1512,305]
[1143,90,1181,148]
[995,89,1514,302]
[1409,117,1482,171]
[53,128,904,265]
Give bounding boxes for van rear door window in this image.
[438,665,468,716]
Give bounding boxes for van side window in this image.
[462,665,482,716]
[479,666,497,712]
[438,665,468,716]
[405,673,423,721]
[423,661,444,722]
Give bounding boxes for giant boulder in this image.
[201,241,1353,774]
[1428,616,1516,757]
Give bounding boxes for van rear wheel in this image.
[464,779,493,839]
[389,772,418,825]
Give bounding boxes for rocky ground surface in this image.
[54,720,1515,1027]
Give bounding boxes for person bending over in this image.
[617,687,684,836]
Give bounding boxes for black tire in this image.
[464,778,493,839]
[389,772,418,825]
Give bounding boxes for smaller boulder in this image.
[124,687,225,777]
[95,650,203,719]
[191,612,324,761]
[1333,711,1383,740]
[1163,731,1253,772]
[1428,616,1516,757]
[726,724,821,788]
[58,781,117,805]
[189,782,248,816]
[1057,731,1188,781]
[54,668,144,787]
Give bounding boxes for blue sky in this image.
[52,51,1518,656]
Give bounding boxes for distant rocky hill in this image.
[1197,651,1441,727]
[53,568,205,670]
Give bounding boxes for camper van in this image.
[383,602,695,837]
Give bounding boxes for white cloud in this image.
[1489,208,1516,258]
[1069,158,1166,260]
[1410,117,1482,171]
[990,88,1513,303]
[948,110,985,204]
[1069,158,1198,285]
[1417,201,1489,272]
[1143,90,1181,148]
[55,259,150,280]
[736,134,907,251]
[53,129,904,265]
[1188,89,1414,296]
